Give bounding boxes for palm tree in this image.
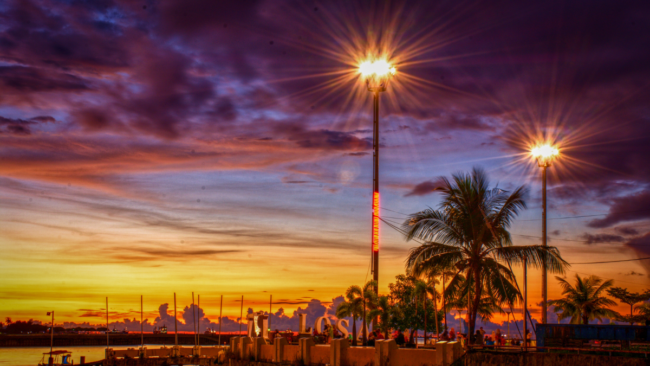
[361,281,378,345]
[439,270,455,332]
[606,287,650,325]
[444,287,505,323]
[367,296,393,339]
[336,289,363,346]
[636,303,650,324]
[402,167,568,340]
[413,267,449,339]
[548,274,618,324]
[336,280,376,346]
[425,277,440,343]
[412,277,440,344]
[411,279,426,344]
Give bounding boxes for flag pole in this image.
[239,295,244,335]
[50,311,54,361]
[197,295,200,347]
[141,295,144,349]
[174,293,178,347]
[218,295,223,345]
[192,292,196,347]
[106,298,109,350]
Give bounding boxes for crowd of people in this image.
[269,324,532,348]
[471,327,532,347]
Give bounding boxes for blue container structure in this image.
[536,324,650,349]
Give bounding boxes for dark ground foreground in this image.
[457,350,650,366]
[104,351,650,366]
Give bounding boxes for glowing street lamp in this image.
[531,145,559,168]
[359,60,396,92]
[359,58,396,297]
[530,143,560,325]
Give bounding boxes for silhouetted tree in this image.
[549,274,618,324]
[403,167,567,339]
[336,280,376,346]
[606,287,650,325]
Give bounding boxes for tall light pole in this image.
[531,144,559,325]
[359,59,396,301]
[523,258,527,351]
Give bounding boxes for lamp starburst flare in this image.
[359,58,397,93]
[531,144,560,159]
[358,59,397,78]
[530,143,560,168]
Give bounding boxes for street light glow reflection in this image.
[359,59,396,77]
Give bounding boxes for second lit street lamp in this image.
[359,59,396,297]
[531,143,560,325]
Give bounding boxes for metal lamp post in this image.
[531,144,559,325]
[360,59,396,299]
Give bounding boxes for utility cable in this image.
[571,256,650,265]
[385,206,650,222]
[518,209,650,222]
[566,269,648,287]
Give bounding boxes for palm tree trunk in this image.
[630,304,634,325]
[352,317,357,346]
[433,283,439,341]
[469,269,482,344]
[362,302,367,346]
[411,295,417,345]
[458,309,462,333]
[424,295,428,345]
[442,275,447,331]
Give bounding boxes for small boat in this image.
[37,312,102,366]
[38,350,73,366]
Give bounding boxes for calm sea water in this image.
[0,345,154,366]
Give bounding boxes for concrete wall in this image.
[108,338,459,366]
[201,347,222,358]
[282,345,300,363]
[108,359,216,366]
[260,344,274,361]
[346,347,374,366]
[111,345,228,359]
[310,345,330,365]
[145,347,171,358]
[393,349,436,366]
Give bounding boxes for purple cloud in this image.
[588,191,650,228]
[581,233,625,245]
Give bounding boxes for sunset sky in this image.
[1,0,650,329]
